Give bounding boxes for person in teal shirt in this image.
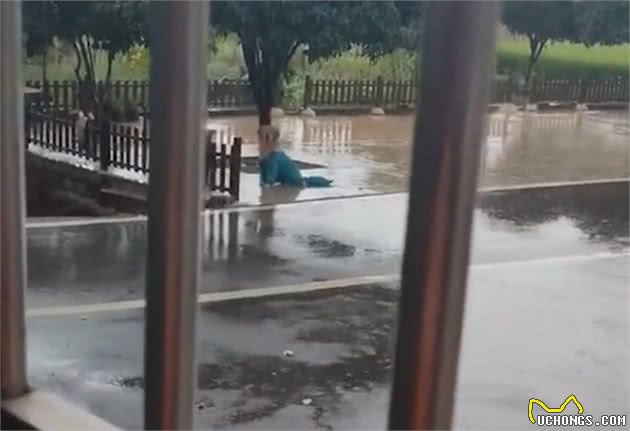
[258,125,333,188]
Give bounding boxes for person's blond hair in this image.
[258,125,280,157]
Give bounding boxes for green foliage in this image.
[307,45,376,80]
[502,1,576,45]
[24,48,147,82]
[501,0,629,84]
[120,44,149,75]
[497,39,629,79]
[573,1,630,46]
[302,46,416,82]
[206,34,244,79]
[26,37,629,100]
[51,1,148,57]
[282,73,306,109]
[211,1,423,123]
[24,1,148,113]
[103,96,140,122]
[23,1,55,58]
[502,1,577,83]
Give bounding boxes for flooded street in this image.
[20,108,630,430]
[25,181,630,429]
[206,110,630,204]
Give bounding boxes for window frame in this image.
[1,2,498,429]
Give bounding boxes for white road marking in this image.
[26,215,146,229]
[479,177,629,193]
[25,251,629,318]
[25,192,402,228]
[470,251,630,270]
[25,178,629,229]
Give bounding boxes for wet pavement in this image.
[204,110,630,205]
[24,181,630,429]
[26,181,629,309]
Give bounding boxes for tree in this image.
[23,1,55,83]
[573,1,630,47]
[502,1,576,86]
[211,1,423,125]
[51,1,148,115]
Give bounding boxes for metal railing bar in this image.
[143,1,209,429]
[387,2,499,430]
[1,0,29,401]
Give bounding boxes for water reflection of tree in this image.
[478,183,629,242]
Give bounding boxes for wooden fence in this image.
[27,76,628,114]
[25,80,149,112]
[529,78,629,103]
[25,109,242,200]
[303,76,629,108]
[304,77,415,108]
[207,79,255,108]
[25,79,254,112]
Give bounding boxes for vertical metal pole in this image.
[1,0,30,400]
[388,2,498,430]
[144,1,208,429]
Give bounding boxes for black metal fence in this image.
[25,109,242,200]
[25,79,255,112]
[27,77,629,115]
[303,75,630,108]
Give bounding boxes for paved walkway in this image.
[24,181,630,429]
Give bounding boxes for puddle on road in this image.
[105,285,398,428]
[294,234,357,258]
[195,285,397,427]
[111,376,143,389]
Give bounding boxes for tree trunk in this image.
[253,73,275,126]
[98,51,116,122]
[73,40,95,113]
[42,49,48,84]
[258,104,272,125]
[41,49,49,107]
[525,36,546,88]
[525,56,535,88]
[78,80,96,114]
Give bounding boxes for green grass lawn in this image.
[497,39,630,79]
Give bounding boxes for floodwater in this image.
[25,182,630,429]
[23,110,630,429]
[205,109,630,205]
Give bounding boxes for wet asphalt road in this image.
[25,181,629,429]
[26,181,629,309]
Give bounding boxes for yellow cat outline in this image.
[528,394,584,424]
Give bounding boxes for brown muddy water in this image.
[202,110,629,205]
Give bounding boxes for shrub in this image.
[103,98,139,122]
[123,100,140,122]
[103,98,124,122]
[282,74,305,109]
